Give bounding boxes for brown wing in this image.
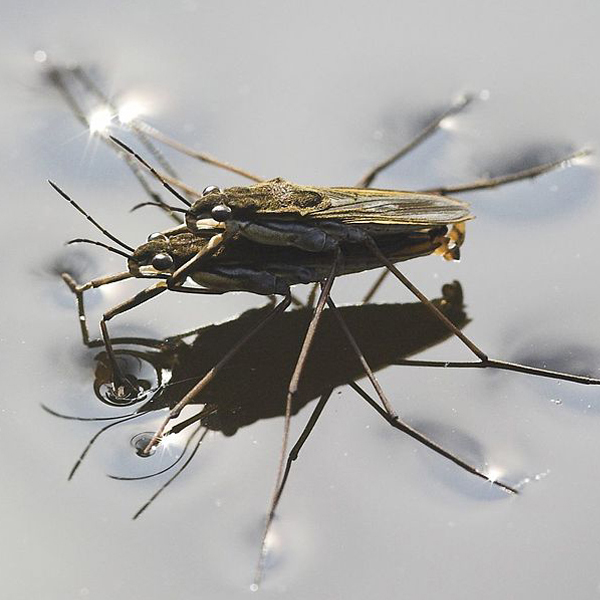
[304,186,472,225]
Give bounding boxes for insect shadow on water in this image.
[46,64,599,586]
[44,282,468,509]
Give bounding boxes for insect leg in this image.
[132,123,265,183]
[131,425,209,520]
[365,238,600,386]
[361,267,389,304]
[69,66,189,189]
[253,388,334,588]
[141,290,293,454]
[100,281,170,396]
[256,253,340,586]
[167,230,232,289]
[62,271,133,347]
[348,381,517,493]
[98,276,239,395]
[367,237,486,356]
[420,149,590,195]
[356,94,474,188]
[69,65,265,184]
[46,66,185,224]
[66,412,145,480]
[391,358,600,385]
[325,295,397,417]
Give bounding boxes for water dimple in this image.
[130,432,158,457]
[99,377,147,406]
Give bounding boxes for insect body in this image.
[131,226,453,295]
[185,177,470,260]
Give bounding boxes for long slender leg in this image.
[348,381,517,493]
[270,389,334,508]
[70,66,187,186]
[141,290,293,454]
[354,99,473,302]
[98,273,240,393]
[420,149,591,196]
[70,65,265,184]
[255,254,339,588]
[66,412,145,480]
[391,358,600,385]
[361,268,389,304]
[366,237,487,359]
[325,295,397,417]
[100,282,169,394]
[365,237,600,385]
[62,271,133,347]
[46,66,184,224]
[133,122,265,183]
[355,95,474,188]
[252,388,334,587]
[360,145,590,303]
[109,425,209,482]
[110,134,251,209]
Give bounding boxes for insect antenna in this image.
[48,180,135,253]
[67,412,145,480]
[40,403,139,422]
[66,238,132,259]
[108,136,192,207]
[129,201,188,214]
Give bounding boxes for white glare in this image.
[33,50,47,63]
[118,100,145,124]
[486,466,503,484]
[439,117,458,131]
[89,107,113,134]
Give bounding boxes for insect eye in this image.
[211,204,232,222]
[202,185,222,196]
[147,232,168,243]
[151,252,174,271]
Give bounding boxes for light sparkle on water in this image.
[88,107,113,134]
[118,100,145,124]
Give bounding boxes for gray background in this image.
[2,1,600,598]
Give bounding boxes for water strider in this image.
[47,63,600,586]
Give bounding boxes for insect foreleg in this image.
[167,230,232,289]
[100,281,169,396]
[62,271,134,347]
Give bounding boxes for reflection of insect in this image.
[47,63,600,586]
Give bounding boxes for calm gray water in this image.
[2,1,600,598]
